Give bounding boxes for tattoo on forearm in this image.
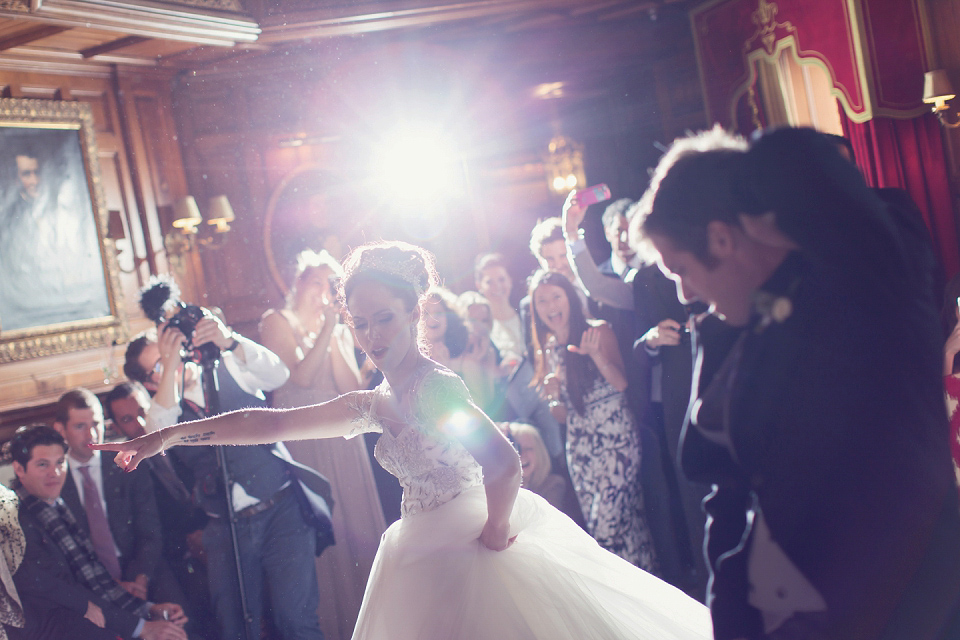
[178,430,215,444]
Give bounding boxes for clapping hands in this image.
[567,326,602,357]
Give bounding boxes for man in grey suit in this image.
[52,388,185,608]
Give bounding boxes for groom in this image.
[638,127,960,639]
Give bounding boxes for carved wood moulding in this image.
[0,0,28,13]
[2,0,258,47]
[142,0,244,12]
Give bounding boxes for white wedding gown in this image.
[346,364,713,639]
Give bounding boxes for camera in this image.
[167,303,222,365]
[139,276,221,365]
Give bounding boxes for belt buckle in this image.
[235,485,288,519]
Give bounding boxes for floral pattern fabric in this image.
[944,373,960,495]
[0,485,24,637]
[564,362,659,573]
[346,365,484,518]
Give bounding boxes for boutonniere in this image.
[753,291,793,333]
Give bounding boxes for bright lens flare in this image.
[371,126,464,206]
[442,410,477,439]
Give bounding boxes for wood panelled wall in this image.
[0,66,190,434]
[173,12,706,331]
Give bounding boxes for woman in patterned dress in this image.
[529,269,658,572]
[96,241,708,640]
[941,274,960,496]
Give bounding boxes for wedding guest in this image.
[473,253,522,367]
[499,422,566,509]
[124,291,329,640]
[11,426,186,640]
[940,274,960,495]
[529,269,658,572]
[423,287,495,409]
[259,249,386,640]
[0,483,24,640]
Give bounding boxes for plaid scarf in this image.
[19,492,149,618]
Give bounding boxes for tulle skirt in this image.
[352,486,712,639]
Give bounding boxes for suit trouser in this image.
[7,599,119,640]
[204,490,323,640]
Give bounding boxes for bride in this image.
[95,241,712,640]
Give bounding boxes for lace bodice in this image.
[347,364,484,517]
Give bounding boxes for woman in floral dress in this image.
[529,269,658,572]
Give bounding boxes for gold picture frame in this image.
[0,98,127,363]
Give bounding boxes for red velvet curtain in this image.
[840,110,960,279]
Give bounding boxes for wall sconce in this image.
[544,134,587,195]
[164,196,202,257]
[106,209,126,241]
[206,195,235,234]
[163,195,235,257]
[923,69,960,128]
[172,196,203,234]
[106,209,149,274]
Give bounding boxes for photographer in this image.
[125,319,288,429]
[123,280,329,640]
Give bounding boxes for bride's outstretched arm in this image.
[93,390,372,471]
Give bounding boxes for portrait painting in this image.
[0,99,125,363]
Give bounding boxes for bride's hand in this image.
[90,430,165,472]
[479,519,517,552]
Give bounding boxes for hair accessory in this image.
[357,250,425,296]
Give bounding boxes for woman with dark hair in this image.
[422,287,469,366]
[97,241,711,640]
[529,269,658,572]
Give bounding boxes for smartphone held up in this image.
[575,183,612,207]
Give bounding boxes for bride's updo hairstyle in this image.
[339,241,439,314]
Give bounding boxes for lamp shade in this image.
[923,69,956,104]
[207,195,235,233]
[171,196,202,233]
